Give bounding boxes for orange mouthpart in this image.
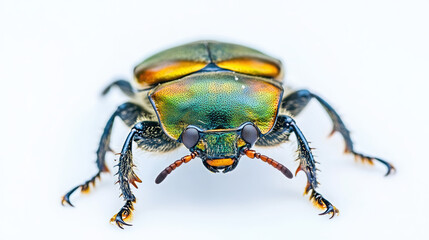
[206,158,235,167]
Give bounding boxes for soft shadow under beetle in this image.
[62,40,395,228]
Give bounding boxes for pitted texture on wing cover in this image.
[149,72,283,140]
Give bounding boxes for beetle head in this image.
[180,122,260,173]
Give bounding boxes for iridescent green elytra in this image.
[63,40,395,228]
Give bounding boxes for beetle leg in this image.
[280,89,313,117]
[109,121,180,228]
[256,114,293,146]
[111,200,134,229]
[310,93,395,175]
[110,123,145,228]
[102,79,135,97]
[61,102,146,207]
[284,116,339,218]
[281,89,395,176]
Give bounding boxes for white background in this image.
[1,0,428,239]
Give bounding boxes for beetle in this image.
[61,40,395,228]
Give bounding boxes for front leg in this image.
[110,121,180,228]
[110,124,142,228]
[284,116,339,218]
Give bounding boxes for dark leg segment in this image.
[286,116,339,217]
[61,102,145,207]
[110,124,142,228]
[256,114,293,146]
[281,90,312,116]
[110,121,180,228]
[102,80,135,97]
[267,115,339,218]
[282,89,395,176]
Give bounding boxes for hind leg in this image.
[102,80,135,97]
[280,89,395,176]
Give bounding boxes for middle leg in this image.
[281,89,395,175]
[61,102,146,207]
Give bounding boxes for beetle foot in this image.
[61,171,104,207]
[110,200,135,229]
[308,189,339,219]
[61,186,80,207]
[350,151,396,176]
[304,181,339,219]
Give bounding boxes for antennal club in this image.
[155,152,198,184]
[244,149,293,179]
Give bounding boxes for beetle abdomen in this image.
[148,72,283,140]
[134,41,283,88]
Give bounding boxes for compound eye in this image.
[182,127,200,149]
[241,124,259,145]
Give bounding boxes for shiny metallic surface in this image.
[134,40,283,88]
[149,71,283,140]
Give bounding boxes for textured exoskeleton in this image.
[62,40,395,228]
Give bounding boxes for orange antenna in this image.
[244,149,293,179]
[155,152,198,184]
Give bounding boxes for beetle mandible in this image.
[62,40,395,228]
